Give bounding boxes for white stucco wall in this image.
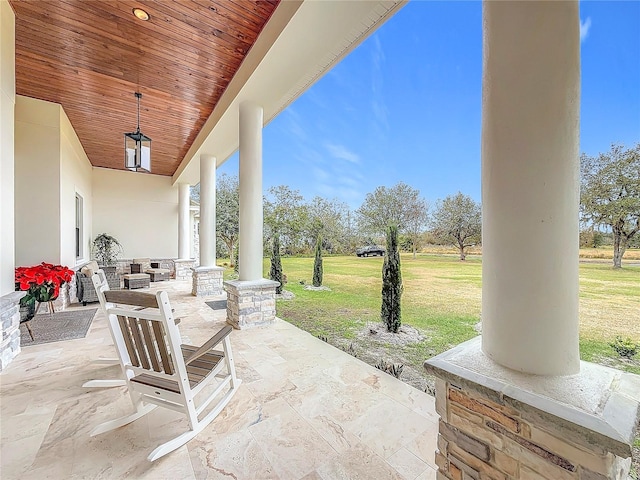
[0,0,15,295]
[60,108,93,268]
[14,96,61,267]
[14,96,93,269]
[92,168,178,259]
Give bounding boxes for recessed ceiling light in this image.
[132,8,150,21]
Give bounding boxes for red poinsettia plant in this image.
[15,263,74,307]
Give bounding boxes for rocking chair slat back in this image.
[127,316,151,370]
[152,320,174,375]
[118,315,141,367]
[139,319,161,372]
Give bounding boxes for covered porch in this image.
[0,278,439,479]
[1,0,638,479]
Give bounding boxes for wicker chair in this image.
[131,258,170,282]
[77,261,120,305]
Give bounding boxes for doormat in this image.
[20,308,98,346]
[206,300,227,311]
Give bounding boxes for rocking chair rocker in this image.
[88,280,241,461]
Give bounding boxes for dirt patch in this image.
[304,285,331,292]
[276,290,295,300]
[357,322,425,346]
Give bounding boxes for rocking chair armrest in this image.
[184,325,233,365]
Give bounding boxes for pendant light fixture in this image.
[124,92,151,172]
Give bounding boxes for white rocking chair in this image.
[82,269,125,389]
[88,284,241,461]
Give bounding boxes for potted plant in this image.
[15,263,75,322]
[92,233,123,274]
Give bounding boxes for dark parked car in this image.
[356,245,385,257]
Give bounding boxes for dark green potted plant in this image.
[92,233,123,274]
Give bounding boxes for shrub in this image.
[313,235,323,287]
[610,336,639,359]
[270,235,283,294]
[381,224,403,333]
[375,358,404,379]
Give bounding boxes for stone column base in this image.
[1,291,26,371]
[425,337,638,480]
[224,279,279,329]
[191,266,223,296]
[175,259,195,281]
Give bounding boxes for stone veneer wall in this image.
[191,266,223,296]
[224,279,278,329]
[114,259,176,277]
[426,339,637,480]
[174,259,195,281]
[0,292,25,371]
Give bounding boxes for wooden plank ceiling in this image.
[10,0,278,176]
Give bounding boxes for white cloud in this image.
[580,17,591,43]
[325,143,360,164]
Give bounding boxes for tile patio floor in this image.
[0,279,439,479]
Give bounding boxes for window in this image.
[75,194,83,259]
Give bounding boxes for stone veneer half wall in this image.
[0,292,25,371]
[224,279,278,329]
[191,266,223,297]
[425,337,639,480]
[174,259,195,281]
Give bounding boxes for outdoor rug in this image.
[20,308,98,346]
[206,300,227,311]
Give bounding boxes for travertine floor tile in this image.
[386,447,430,480]
[249,399,339,478]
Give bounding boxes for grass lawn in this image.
[228,253,640,390]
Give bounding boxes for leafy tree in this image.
[215,174,239,265]
[305,197,352,253]
[264,185,308,254]
[313,235,323,287]
[431,192,481,261]
[270,235,283,294]
[356,182,428,256]
[381,225,402,333]
[580,143,640,268]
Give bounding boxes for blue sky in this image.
[218,1,640,209]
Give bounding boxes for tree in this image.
[215,174,239,265]
[270,235,283,294]
[356,182,428,255]
[381,225,402,333]
[431,192,481,261]
[581,144,640,268]
[304,197,352,254]
[264,185,308,254]
[313,235,323,287]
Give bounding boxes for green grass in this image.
[217,254,640,384]
[273,255,638,378]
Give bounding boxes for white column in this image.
[178,183,190,260]
[481,0,580,375]
[199,154,216,268]
[0,0,16,296]
[238,101,264,281]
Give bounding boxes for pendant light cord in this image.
[135,92,142,134]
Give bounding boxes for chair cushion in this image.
[80,260,100,277]
[123,273,151,280]
[146,268,170,274]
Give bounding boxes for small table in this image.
[123,273,151,289]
